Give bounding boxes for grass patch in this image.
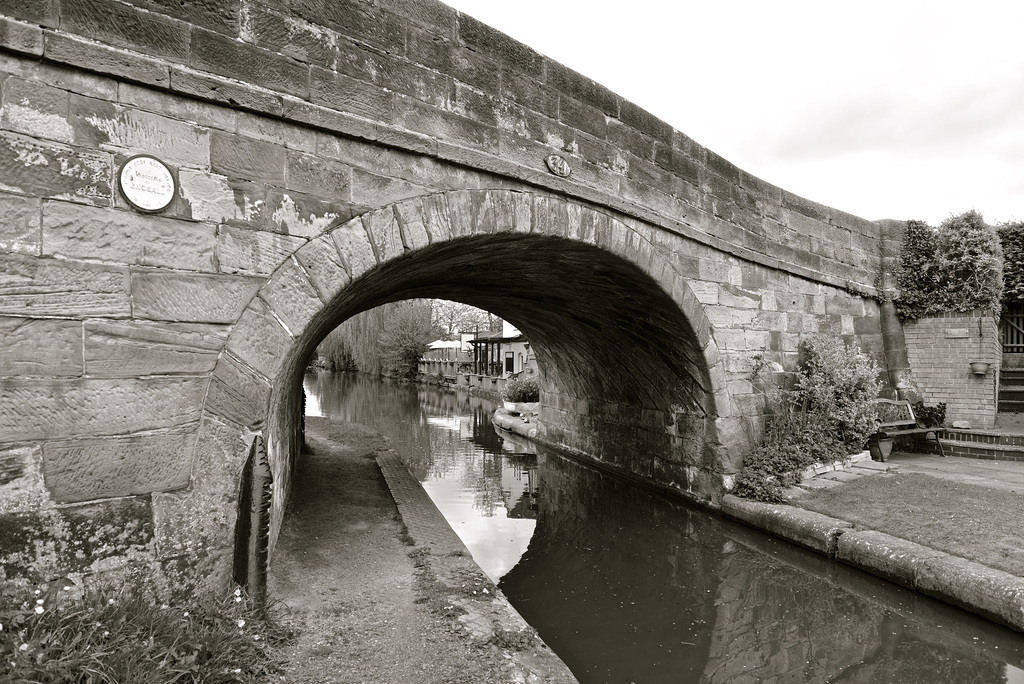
[1,580,289,683]
[796,472,1024,576]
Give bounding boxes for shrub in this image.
[895,211,1002,320]
[998,221,1024,307]
[734,336,881,502]
[913,401,946,428]
[0,579,286,683]
[796,335,881,451]
[501,376,539,403]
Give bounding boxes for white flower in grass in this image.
[34,605,44,615]
[236,619,245,628]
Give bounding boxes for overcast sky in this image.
[442,0,1023,226]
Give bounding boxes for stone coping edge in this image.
[721,494,1024,633]
[375,450,580,684]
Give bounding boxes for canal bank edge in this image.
[722,495,1024,633]
[375,450,580,684]
[493,408,1024,634]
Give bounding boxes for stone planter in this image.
[868,435,894,462]
[502,401,517,412]
[515,401,539,415]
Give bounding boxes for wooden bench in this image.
[868,399,945,460]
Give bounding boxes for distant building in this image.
[421,322,538,390]
[468,321,537,378]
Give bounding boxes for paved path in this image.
[889,451,1024,493]
[800,450,1024,495]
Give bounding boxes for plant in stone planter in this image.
[501,376,539,405]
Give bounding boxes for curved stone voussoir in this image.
[224,297,292,380]
[259,256,324,337]
[330,218,377,279]
[362,206,404,263]
[292,235,351,302]
[205,352,272,429]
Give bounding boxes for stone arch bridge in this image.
[0,0,901,589]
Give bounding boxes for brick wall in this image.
[902,312,999,428]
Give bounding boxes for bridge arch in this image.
[181,189,739,579]
[0,0,894,591]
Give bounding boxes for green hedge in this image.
[999,221,1024,307]
[894,211,1002,320]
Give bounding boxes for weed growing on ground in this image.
[0,578,289,683]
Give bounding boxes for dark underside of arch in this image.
[278,233,718,493]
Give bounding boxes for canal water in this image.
[304,371,1024,684]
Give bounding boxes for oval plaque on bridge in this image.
[118,154,176,213]
[544,154,572,178]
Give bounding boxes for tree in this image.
[430,299,501,338]
[315,300,435,378]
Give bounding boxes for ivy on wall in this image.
[998,221,1024,307]
[894,211,1003,321]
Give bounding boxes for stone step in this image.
[939,430,1024,461]
[997,400,1024,413]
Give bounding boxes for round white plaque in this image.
[118,154,176,213]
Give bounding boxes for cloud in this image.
[745,69,1024,164]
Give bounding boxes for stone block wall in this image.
[901,312,1000,428]
[0,0,902,590]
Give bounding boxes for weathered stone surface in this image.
[210,129,286,183]
[349,167,428,207]
[61,0,190,62]
[43,423,197,502]
[225,297,293,379]
[153,416,249,559]
[915,553,1024,631]
[259,257,323,336]
[0,131,112,205]
[0,444,47,513]
[84,319,228,376]
[43,201,217,271]
[0,317,82,376]
[0,76,72,143]
[176,168,250,224]
[217,223,306,276]
[261,188,356,238]
[330,218,377,278]
[0,253,130,317]
[205,352,272,427]
[0,496,153,580]
[285,148,351,199]
[362,206,404,262]
[836,530,947,589]
[0,377,207,441]
[191,27,309,99]
[293,235,350,301]
[309,65,392,121]
[721,494,852,556]
[132,269,262,323]
[0,192,41,255]
[0,16,44,56]
[44,32,171,88]
[77,105,210,168]
[169,65,281,115]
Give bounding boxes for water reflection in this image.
[305,371,1024,683]
[303,371,537,581]
[500,448,1024,683]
